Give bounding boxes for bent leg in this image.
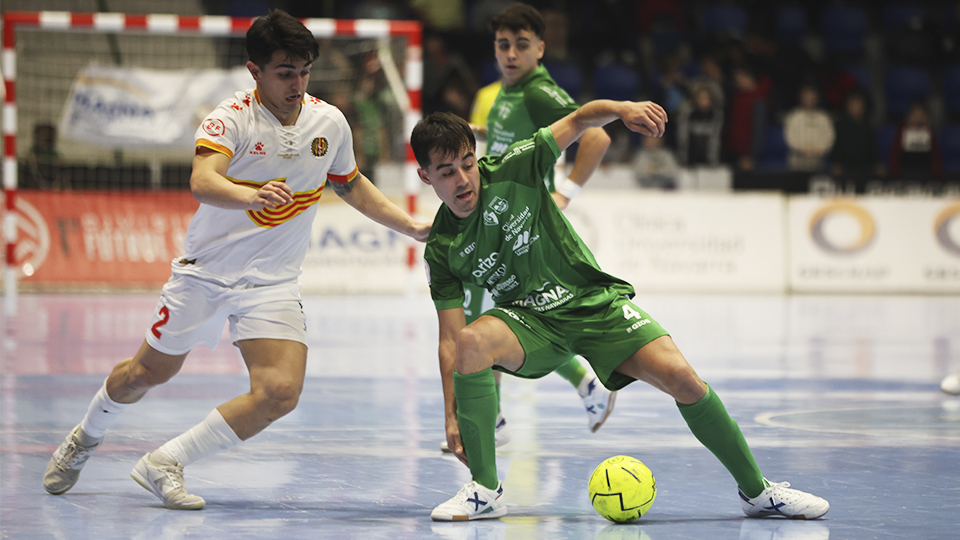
[616,336,765,497]
[455,316,524,490]
[82,341,187,439]
[216,338,307,441]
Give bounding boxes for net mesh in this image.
[15,27,410,191]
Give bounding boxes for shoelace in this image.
[56,441,95,469]
[157,463,187,492]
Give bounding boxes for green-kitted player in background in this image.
[446,3,616,452]
[412,100,831,521]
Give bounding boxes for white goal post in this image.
[1,11,424,315]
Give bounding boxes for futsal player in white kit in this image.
[42,9,430,509]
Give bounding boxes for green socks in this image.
[554,357,588,389]
[454,369,499,490]
[677,384,766,498]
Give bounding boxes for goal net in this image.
[1,11,424,309]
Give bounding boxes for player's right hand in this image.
[250,180,294,210]
[445,420,469,467]
[621,101,668,138]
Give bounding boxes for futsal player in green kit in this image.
[451,3,617,449]
[412,101,831,521]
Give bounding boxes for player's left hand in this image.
[621,101,668,138]
[551,191,571,210]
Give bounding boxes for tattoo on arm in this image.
[329,179,356,197]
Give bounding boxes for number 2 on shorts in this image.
[151,306,170,338]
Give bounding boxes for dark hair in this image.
[410,113,476,169]
[489,3,545,39]
[246,10,320,68]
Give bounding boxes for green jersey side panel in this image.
[424,128,633,314]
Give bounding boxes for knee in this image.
[124,359,179,390]
[455,326,488,374]
[256,379,303,417]
[664,364,707,404]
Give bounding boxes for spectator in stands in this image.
[633,134,680,189]
[889,102,943,180]
[783,84,835,172]
[352,73,388,184]
[688,53,725,109]
[723,64,770,171]
[676,83,724,167]
[830,91,884,179]
[422,33,479,117]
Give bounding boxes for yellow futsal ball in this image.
[588,455,657,523]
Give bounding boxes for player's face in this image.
[417,147,481,219]
[494,28,544,87]
[247,51,312,124]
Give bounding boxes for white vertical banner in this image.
[788,196,960,293]
[562,192,786,293]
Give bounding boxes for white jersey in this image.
[177,89,358,285]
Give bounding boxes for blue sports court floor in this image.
[1,292,958,539]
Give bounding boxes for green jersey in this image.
[424,128,632,312]
[486,64,579,191]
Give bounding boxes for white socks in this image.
[78,381,129,443]
[154,409,242,467]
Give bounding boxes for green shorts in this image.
[484,289,669,391]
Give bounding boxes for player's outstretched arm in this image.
[437,307,470,467]
[550,100,667,153]
[329,173,432,241]
[552,126,611,210]
[190,148,294,210]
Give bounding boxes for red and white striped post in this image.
[0,12,423,315]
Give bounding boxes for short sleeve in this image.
[195,98,243,159]
[424,237,465,311]
[482,126,562,189]
[525,83,578,129]
[326,111,359,184]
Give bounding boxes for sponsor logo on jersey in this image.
[511,282,573,312]
[625,318,652,334]
[202,118,225,137]
[494,102,513,120]
[501,141,534,163]
[490,274,519,297]
[512,230,539,256]
[483,210,499,226]
[311,137,328,158]
[501,207,532,241]
[249,141,266,156]
[489,196,509,215]
[472,252,499,278]
[459,242,476,258]
[485,263,507,285]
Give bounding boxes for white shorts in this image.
[144,273,307,355]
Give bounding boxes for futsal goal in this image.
[1,11,425,313]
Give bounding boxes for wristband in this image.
[556,178,582,199]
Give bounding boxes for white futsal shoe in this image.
[441,413,510,453]
[578,375,616,432]
[431,480,506,521]
[131,452,206,510]
[941,372,960,396]
[740,479,830,520]
[43,425,103,495]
